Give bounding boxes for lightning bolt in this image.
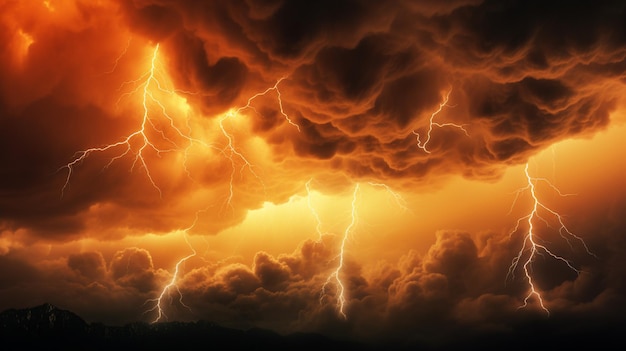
[367,182,410,213]
[144,78,301,320]
[413,88,469,153]
[59,41,298,207]
[143,77,301,320]
[305,179,326,240]
[217,76,300,210]
[306,181,408,318]
[59,40,304,323]
[59,43,210,198]
[101,37,132,76]
[233,77,300,132]
[318,183,359,319]
[507,163,596,315]
[144,210,209,323]
[217,113,265,211]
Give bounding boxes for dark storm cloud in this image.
[0,246,172,325]
[253,251,292,291]
[2,0,626,239]
[109,247,162,293]
[0,2,141,240]
[118,1,183,42]
[0,0,623,347]
[165,30,249,114]
[0,254,40,289]
[68,251,107,281]
[0,1,274,240]
[119,0,626,183]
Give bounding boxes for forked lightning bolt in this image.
[218,76,300,210]
[320,183,360,319]
[59,41,302,322]
[145,77,299,320]
[232,77,300,132]
[367,182,410,213]
[144,217,199,323]
[144,78,299,321]
[143,207,220,323]
[217,114,264,211]
[58,43,206,323]
[59,43,210,198]
[413,88,469,153]
[307,181,408,318]
[507,163,596,315]
[60,44,297,206]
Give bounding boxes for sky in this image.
[1,0,625,348]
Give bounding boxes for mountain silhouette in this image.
[1,303,622,351]
[0,303,367,351]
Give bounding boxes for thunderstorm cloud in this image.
[1,0,625,347]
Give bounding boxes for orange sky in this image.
[1,0,625,346]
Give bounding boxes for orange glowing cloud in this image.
[1,0,626,348]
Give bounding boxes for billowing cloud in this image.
[119,0,626,182]
[2,0,626,240]
[68,251,107,281]
[0,193,624,344]
[0,0,625,347]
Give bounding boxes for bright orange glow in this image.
[2,2,626,345]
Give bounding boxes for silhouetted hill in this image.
[0,303,92,350]
[0,304,366,351]
[3,303,619,351]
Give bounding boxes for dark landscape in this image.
[0,303,365,351]
[0,304,620,351]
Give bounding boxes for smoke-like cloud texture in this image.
[1,0,625,348]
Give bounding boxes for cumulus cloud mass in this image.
[1,0,625,348]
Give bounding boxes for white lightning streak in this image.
[507,163,596,315]
[320,183,359,319]
[413,89,468,154]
